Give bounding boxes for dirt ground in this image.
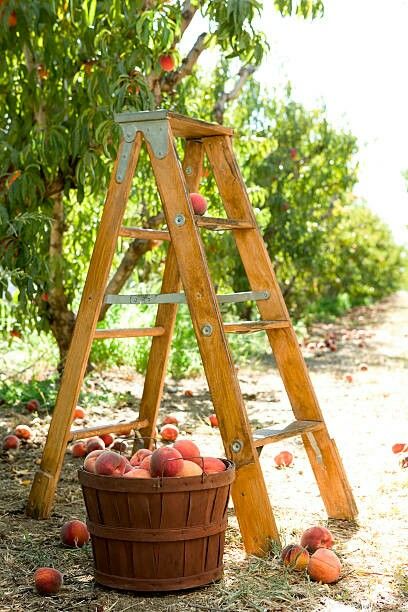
[0,291,407,612]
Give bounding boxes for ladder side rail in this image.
[136,139,205,447]
[26,133,143,519]
[148,126,280,555]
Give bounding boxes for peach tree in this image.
[0,0,325,368]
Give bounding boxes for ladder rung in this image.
[93,327,165,339]
[224,320,290,334]
[196,216,254,231]
[69,419,149,442]
[253,420,324,448]
[119,226,170,241]
[104,291,270,306]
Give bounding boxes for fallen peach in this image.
[15,424,33,440]
[392,443,408,454]
[34,567,63,595]
[26,399,40,412]
[60,519,90,548]
[73,406,86,419]
[100,432,115,447]
[3,434,20,450]
[85,436,105,454]
[300,525,334,553]
[71,441,87,458]
[162,414,179,426]
[274,450,293,468]
[94,450,128,476]
[281,543,309,571]
[307,548,341,584]
[111,439,128,453]
[209,413,218,428]
[160,424,179,442]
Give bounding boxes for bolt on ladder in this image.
[26,109,357,555]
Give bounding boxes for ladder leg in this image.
[148,127,280,555]
[204,136,357,519]
[137,140,205,447]
[26,134,143,519]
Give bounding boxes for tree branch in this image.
[160,32,208,94]
[180,0,199,36]
[213,64,257,124]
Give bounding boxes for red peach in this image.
[26,399,40,412]
[100,433,115,447]
[281,543,310,571]
[208,413,218,428]
[83,449,105,472]
[160,424,179,442]
[73,406,86,419]
[392,443,408,454]
[123,468,152,478]
[34,567,63,595]
[173,439,201,461]
[140,455,152,472]
[71,441,87,458]
[162,414,179,426]
[274,450,293,468]
[94,450,128,476]
[190,192,208,215]
[344,373,353,383]
[60,519,90,548]
[85,436,105,454]
[150,446,184,477]
[177,460,203,477]
[197,456,226,473]
[307,548,341,584]
[159,54,175,71]
[111,439,128,453]
[15,424,33,440]
[3,434,20,450]
[130,448,153,467]
[300,526,334,553]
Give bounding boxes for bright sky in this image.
[181,0,408,245]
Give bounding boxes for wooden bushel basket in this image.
[78,460,235,592]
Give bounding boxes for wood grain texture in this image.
[253,420,324,447]
[26,134,143,519]
[118,226,170,241]
[148,126,280,554]
[93,327,164,339]
[69,419,149,441]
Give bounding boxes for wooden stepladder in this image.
[26,110,357,555]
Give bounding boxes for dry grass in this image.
[0,292,407,611]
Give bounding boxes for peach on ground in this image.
[73,406,86,419]
[85,436,105,453]
[60,519,90,548]
[173,439,201,461]
[130,448,153,467]
[71,441,87,458]
[83,449,105,472]
[150,446,184,477]
[94,450,128,476]
[392,443,408,454]
[26,399,40,412]
[307,548,341,584]
[111,439,128,453]
[300,525,334,553]
[160,424,179,442]
[15,424,33,440]
[3,434,20,450]
[208,413,218,428]
[123,468,152,478]
[274,450,293,468]
[281,543,309,571]
[162,414,179,426]
[100,433,115,447]
[34,567,63,595]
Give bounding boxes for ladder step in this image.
[69,419,149,442]
[104,291,270,306]
[119,226,170,241]
[224,320,290,334]
[253,420,324,448]
[196,216,254,231]
[93,327,165,339]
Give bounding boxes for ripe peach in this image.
[208,413,218,428]
[307,548,341,584]
[190,192,208,215]
[34,567,63,595]
[300,525,334,553]
[8,10,17,28]
[130,448,153,467]
[177,460,203,477]
[150,446,184,477]
[392,443,408,454]
[3,434,20,450]
[83,449,105,472]
[159,54,175,71]
[173,439,201,461]
[94,450,128,476]
[111,439,128,453]
[15,424,33,440]
[160,424,179,442]
[359,363,368,371]
[123,468,152,478]
[162,414,179,426]
[60,519,90,548]
[281,543,309,571]
[344,373,353,383]
[140,455,152,472]
[26,398,40,412]
[274,450,293,468]
[198,456,226,473]
[85,436,105,454]
[100,432,115,447]
[71,441,87,458]
[73,406,86,420]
